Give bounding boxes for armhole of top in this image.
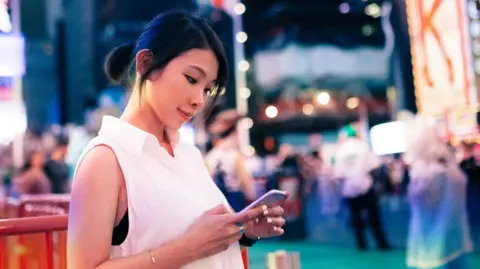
[73,139,130,246]
[112,210,128,245]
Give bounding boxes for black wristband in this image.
[239,234,258,247]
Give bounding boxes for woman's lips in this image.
[178,109,192,121]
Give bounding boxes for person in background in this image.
[309,133,323,152]
[44,136,70,193]
[68,11,285,269]
[459,142,480,225]
[301,149,341,216]
[299,150,322,195]
[205,109,257,212]
[267,154,307,240]
[13,150,52,195]
[23,129,43,153]
[400,112,473,269]
[460,142,480,192]
[41,130,59,155]
[262,137,280,175]
[388,153,409,194]
[264,143,293,174]
[385,153,409,210]
[0,145,14,197]
[334,124,390,251]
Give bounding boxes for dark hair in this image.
[217,118,241,139]
[84,96,98,111]
[21,150,43,172]
[276,155,301,178]
[204,103,226,127]
[104,10,228,116]
[56,135,69,147]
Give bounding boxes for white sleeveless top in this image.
[75,116,244,269]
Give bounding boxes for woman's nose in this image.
[191,90,205,110]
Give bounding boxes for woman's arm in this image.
[38,171,52,194]
[95,239,197,269]
[67,146,198,269]
[234,153,256,201]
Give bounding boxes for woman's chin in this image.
[165,123,181,132]
[166,120,185,131]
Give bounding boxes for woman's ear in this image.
[135,49,154,75]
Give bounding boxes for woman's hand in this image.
[183,204,264,260]
[243,205,286,239]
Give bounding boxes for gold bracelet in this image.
[149,249,156,264]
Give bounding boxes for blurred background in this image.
[1,0,480,268]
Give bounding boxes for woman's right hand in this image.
[183,204,264,259]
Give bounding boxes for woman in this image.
[67,11,286,269]
[205,109,257,212]
[400,112,473,269]
[13,150,51,195]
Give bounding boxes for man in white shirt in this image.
[334,125,390,250]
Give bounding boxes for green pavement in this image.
[249,242,480,269]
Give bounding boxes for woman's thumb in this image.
[205,204,230,215]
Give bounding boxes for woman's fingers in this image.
[264,206,284,217]
[270,226,284,236]
[267,217,285,227]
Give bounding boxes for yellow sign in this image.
[406,0,477,137]
[406,0,475,114]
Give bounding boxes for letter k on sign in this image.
[416,0,454,88]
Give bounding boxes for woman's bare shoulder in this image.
[72,144,124,190]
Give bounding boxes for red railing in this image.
[0,195,69,269]
[0,215,68,269]
[0,195,249,269]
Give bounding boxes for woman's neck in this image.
[121,93,173,154]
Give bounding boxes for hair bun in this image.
[104,43,135,84]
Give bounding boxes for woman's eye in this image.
[185,75,197,84]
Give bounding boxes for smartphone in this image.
[242,190,287,211]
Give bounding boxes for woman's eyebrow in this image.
[188,65,207,77]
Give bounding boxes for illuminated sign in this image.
[0,77,12,100]
[370,121,407,155]
[468,1,480,103]
[0,0,11,33]
[0,100,27,146]
[0,34,25,77]
[406,0,477,137]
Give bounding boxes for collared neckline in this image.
[98,116,180,158]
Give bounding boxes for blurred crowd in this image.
[2,112,480,209]
[204,109,478,268]
[2,110,480,215]
[0,126,77,197]
[1,108,480,268]
[0,106,122,198]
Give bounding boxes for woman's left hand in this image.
[243,205,286,239]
